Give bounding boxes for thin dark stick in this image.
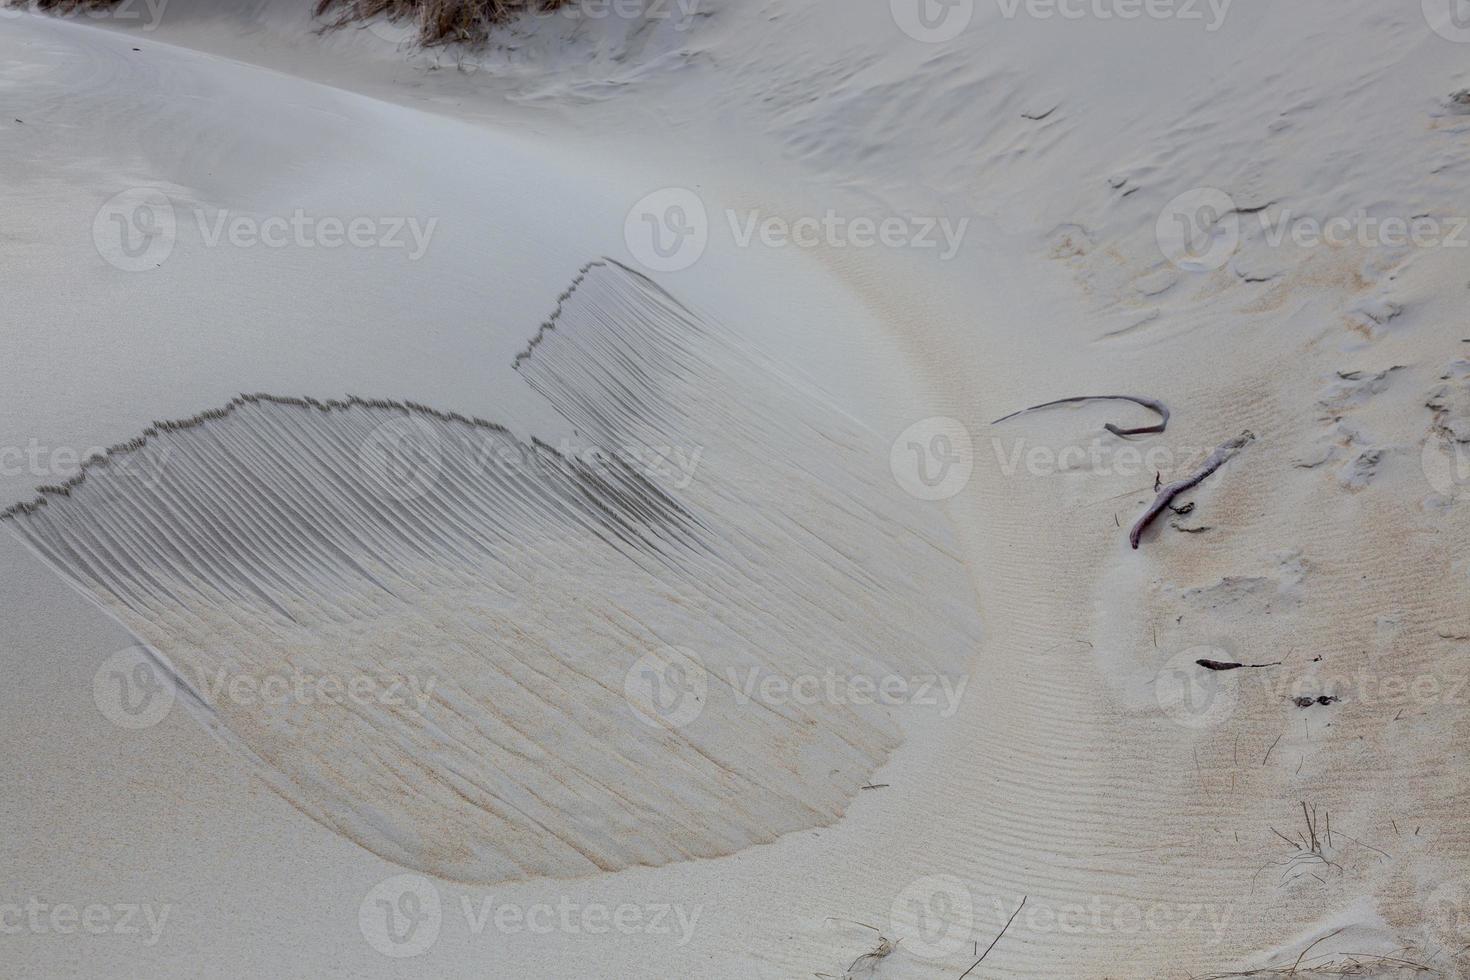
[991,395,1169,436]
[958,897,1026,979]
[1130,431,1254,549]
[1262,732,1283,766]
[1289,926,1347,977]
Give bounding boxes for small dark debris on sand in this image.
[1130,431,1254,549]
[992,394,1169,437]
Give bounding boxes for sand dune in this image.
[4,0,1470,978]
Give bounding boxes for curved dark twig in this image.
[991,395,1170,436]
[959,896,1026,979]
[1130,431,1254,549]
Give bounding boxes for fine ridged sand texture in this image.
[4,261,979,884]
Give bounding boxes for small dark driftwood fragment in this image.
[1170,521,1211,534]
[1197,659,1282,671]
[1130,431,1254,549]
[1199,659,1242,671]
[958,897,1026,980]
[992,395,1170,437]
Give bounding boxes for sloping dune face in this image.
[3,262,979,884]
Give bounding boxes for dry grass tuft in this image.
[1192,955,1441,978]
[9,0,129,12]
[10,0,577,46]
[1193,928,1448,979]
[314,0,572,45]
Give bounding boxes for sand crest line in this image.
[0,393,527,521]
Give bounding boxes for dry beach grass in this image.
[8,0,572,43]
[313,0,571,43]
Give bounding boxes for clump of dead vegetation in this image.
[9,0,569,39]
[315,0,572,45]
[1194,926,1445,978]
[1195,957,1440,978]
[7,0,126,13]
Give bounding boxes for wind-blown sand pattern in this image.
[16,2,1470,974]
[2,261,978,884]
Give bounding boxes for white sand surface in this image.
[3,1,1469,977]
